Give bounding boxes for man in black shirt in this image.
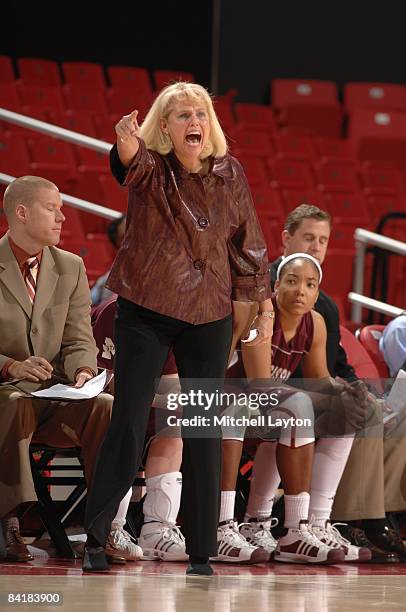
[270,204,406,562]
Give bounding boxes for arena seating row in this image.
[1,56,405,316]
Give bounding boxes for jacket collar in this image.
[166,151,236,181]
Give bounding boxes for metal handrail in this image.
[349,293,404,319]
[352,228,406,323]
[0,109,120,220]
[0,173,120,221]
[0,108,111,154]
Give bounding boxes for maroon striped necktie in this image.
[23,257,39,304]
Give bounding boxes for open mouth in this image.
[185,132,201,144]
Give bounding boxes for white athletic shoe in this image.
[211,520,270,564]
[274,520,345,565]
[107,527,143,562]
[139,522,188,561]
[240,517,279,555]
[312,521,372,562]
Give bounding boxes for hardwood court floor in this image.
[1,556,406,611]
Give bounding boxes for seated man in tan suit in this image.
[0,176,140,563]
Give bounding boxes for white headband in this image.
[276,253,323,283]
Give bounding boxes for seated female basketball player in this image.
[216,253,373,565]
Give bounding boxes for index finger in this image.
[36,357,53,373]
[129,109,139,122]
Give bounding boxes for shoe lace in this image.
[219,521,252,548]
[250,518,279,544]
[330,522,352,547]
[111,527,138,549]
[4,518,25,547]
[160,523,185,546]
[305,519,331,551]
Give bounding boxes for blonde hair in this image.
[3,175,58,221]
[139,82,228,158]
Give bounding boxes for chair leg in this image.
[30,463,78,559]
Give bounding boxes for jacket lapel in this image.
[0,235,32,318]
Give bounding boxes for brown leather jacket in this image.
[106,139,271,324]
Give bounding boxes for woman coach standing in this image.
[83,82,273,575]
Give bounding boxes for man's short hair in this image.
[284,203,332,235]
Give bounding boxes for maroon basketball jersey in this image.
[91,298,177,375]
[227,295,314,382]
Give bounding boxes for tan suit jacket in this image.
[0,234,98,391]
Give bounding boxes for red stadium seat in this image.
[268,159,315,190]
[107,66,153,95]
[322,250,355,298]
[153,69,195,90]
[17,58,61,86]
[234,103,276,130]
[360,162,404,196]
[93,114,115,142]
[0,133,31,175]
[75,148,110,174]
[250,186,285,221]
[315,161,359,193]
[327,224,356,252]
[49,109,98,137]
[321,193,371,226]
[348,109,406,163]
[314,138,356,165]
[62,61,106,91]
[259,217,282,258]
[64,84,109,114]
[100,175,128,214]
[281,190,323,213]
[339,325,382,388]
[272,79,342,138]
[236,155,268,186]
[214,100,235,130]
[357,325,389,378]
[0,55,16,83]
[233,127,273,157]
[272,132,317,161]
[344,82,406,113]
[0,82,21,111]
[27,138,77,191]
[107,87,154,123]
[58,239,113,283]
[60,205,85,241]
[19,83,66,114]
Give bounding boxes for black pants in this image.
[85,298,232,557]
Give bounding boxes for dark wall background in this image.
[0,2,213,88]
[2,1,406,104]
[218,0,406,103]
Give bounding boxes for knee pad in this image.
[273,392,315,448]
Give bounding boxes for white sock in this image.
[245,441,279,521]
[309,436,354,527]
[143,471,182,524]
[219,490,236,523]
[284,492,310,529]
[111,487,133,530]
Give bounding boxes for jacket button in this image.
[198,217,209,229]
[193,259,204,270]
[31,326,38,334]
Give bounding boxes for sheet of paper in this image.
[31,370,108,401]
[386,369,406,414]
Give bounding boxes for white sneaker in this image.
[274,520,345,565]
[240,517,279,555]
[312,521,372,562]
[211,520,270,564]
[139,522,188,561]
[107,527,143,562]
